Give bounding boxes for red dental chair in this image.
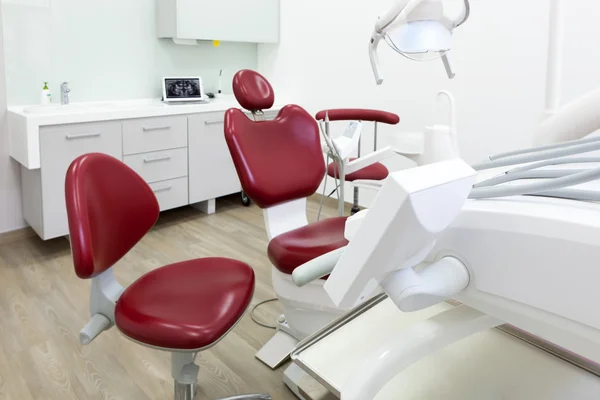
[316,109,400,215]
[65,153,270,400]
[225,70,362,398]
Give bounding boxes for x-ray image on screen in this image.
[165,78,202,99]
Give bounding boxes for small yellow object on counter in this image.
[213,40,220,47]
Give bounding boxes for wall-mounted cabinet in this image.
[157,0,280,44]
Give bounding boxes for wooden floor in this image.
[0,195,345,400]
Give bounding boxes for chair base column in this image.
[351,187,360,215]
[174,381,195,400]
[172,352,199,400]
[283,363,310,400]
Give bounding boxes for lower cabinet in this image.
[188,112,241,204]
[20,108,280,240]
[30,122,123,240]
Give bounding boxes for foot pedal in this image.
[256,330,299,369]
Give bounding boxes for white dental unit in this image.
[289,0,600,399]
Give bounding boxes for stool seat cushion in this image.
[327,158,389,182]
[267,217,349,276]
[115,258,255,350]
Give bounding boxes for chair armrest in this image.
[315,109,400,125]
[346,147,396,175]
[292,247,346,287]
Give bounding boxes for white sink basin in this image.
[23,102,116,115]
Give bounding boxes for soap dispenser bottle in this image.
[41,82,52,105]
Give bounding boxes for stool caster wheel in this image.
[351,206,361,215]
[241,192,251,207]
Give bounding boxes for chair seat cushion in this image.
[327,158,389,182]
[115,258,255,351]
[267,217,349,276]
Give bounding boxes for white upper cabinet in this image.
[157,0,280,44]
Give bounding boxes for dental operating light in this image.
[370,0,470,84]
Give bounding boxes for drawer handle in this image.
[143,155,172,163]
[204,120,224,126]
[65,132,101,140]
[143,125,171,132]
[152,185,172,193]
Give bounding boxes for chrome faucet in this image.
[61,82,71,105]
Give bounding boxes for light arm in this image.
[441,54,455,79]
[456,0,471,27]
[440,0,471,29]
[369,34,384,85]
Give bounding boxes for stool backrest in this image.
[65,153,159,279]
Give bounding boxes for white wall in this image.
[1,0,258,105]
[259,0,600,207]
[0,0,259,233]
[0,4,23,234]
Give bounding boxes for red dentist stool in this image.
[65,153,270,400]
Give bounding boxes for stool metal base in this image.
[175,381,195,400]
[174,381,271,400]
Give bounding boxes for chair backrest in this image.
[65,153,160,279]
[225,70,325,209]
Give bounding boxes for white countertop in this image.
[8,95,285,170]
[7,95,270,126]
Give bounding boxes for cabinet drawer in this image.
[124,148,188,183]
[123,116,187,155]
[149,177,188,211]
[40,121,122,239]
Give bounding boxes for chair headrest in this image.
[233,70,275,112]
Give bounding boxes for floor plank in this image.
[0,195,348,399]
